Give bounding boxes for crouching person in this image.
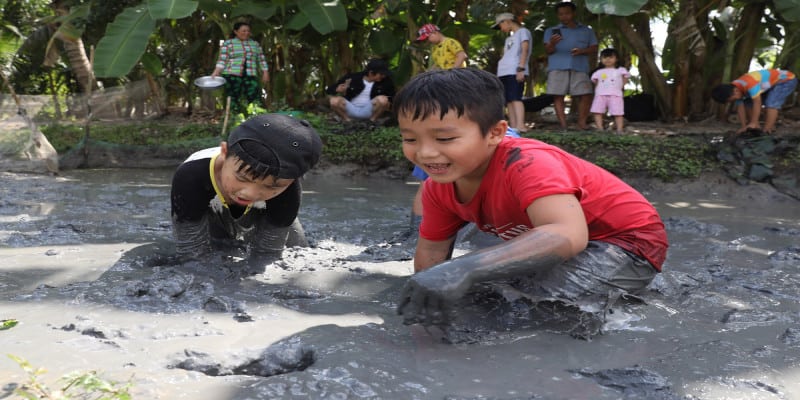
[394,68,668,339]
[170,113,322,267]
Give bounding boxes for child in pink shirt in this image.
[590,48,629,134]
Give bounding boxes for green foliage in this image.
[317,124,407,167]
[775,0,800,22]
[93,4,156,78]
[528,131,716,181]
[39,113,733,183]
[585,0,650,17]
[41,121,222,153]
[8,354,133,400]
[147,0,199,19]
[296,0,348,34]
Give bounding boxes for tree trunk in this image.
[614,16,672,119]
[731,2,766,77]
[453,0,469,50]
[670,0,707,120]
[50,1,96,95]
[54,33,96,94]
[629,13,653,93]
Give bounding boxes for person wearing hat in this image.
[415,24,468,70]
[543,2,598,131]
[492,12,533,133]
[170,113,322,266]
[325,58,396,124]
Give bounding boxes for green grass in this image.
[36,114,754,182]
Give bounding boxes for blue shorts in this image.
[763,78,798,109]
[411,128,521,181]
[499,75,525,103]
[345,100,373,120]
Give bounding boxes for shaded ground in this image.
[1,164,799,399]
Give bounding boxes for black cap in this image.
[366,58,390,76]
[227,113,322,179]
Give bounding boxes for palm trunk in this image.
[671,0,707,119]
[56,34,95,94]
[614,16,672,120]
[731,3,766,77]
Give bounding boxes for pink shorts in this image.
[590,95,624,116]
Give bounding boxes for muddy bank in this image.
[1,168,800,399]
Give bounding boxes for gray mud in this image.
[2,168,800,399]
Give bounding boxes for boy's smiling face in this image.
[216,142,295,207]
[399,109,506,185]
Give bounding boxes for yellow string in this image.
[208,152,252,215]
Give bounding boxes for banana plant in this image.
[93,0,347,78]
[585,0,648,17]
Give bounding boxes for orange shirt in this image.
[732,69,796,99]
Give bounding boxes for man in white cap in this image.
[492,12,532,133]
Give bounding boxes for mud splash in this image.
[2,168,800,399]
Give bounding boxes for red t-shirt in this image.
[420,137,668,270]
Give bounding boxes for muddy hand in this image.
[396,267,470,326]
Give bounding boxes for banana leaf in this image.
[585,0,648,16]
[147,0,199,19]
[231,0,276,20]
[94,5,156,78]
[774,0,800,22]
[297,0,347,35]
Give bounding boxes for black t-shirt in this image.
[170,148,301,227]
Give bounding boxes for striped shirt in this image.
[733,69,796,99]
[215,38,269,77]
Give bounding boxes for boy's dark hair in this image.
[711,84,735,103]
[227,114,322,180]
[393,68,505,136]
[555,1,577,11]
[365,58,390,76]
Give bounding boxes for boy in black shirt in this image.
[170,114,322,264]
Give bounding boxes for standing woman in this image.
[211,22,270,114]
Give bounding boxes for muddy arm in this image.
[397,194,588,326]
[172,215,213,260]
[249,218,291,262]
[397,229,571,325]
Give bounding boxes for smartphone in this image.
[552,28,561,36]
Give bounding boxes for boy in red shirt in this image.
[395,68,668,335]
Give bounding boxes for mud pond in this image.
[1,168,799,399]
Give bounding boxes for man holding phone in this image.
[544,2,598,131]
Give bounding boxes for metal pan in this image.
[194,76,226,90]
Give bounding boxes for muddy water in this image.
[1,168,800,400]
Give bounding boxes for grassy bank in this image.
[39,114,798,187]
